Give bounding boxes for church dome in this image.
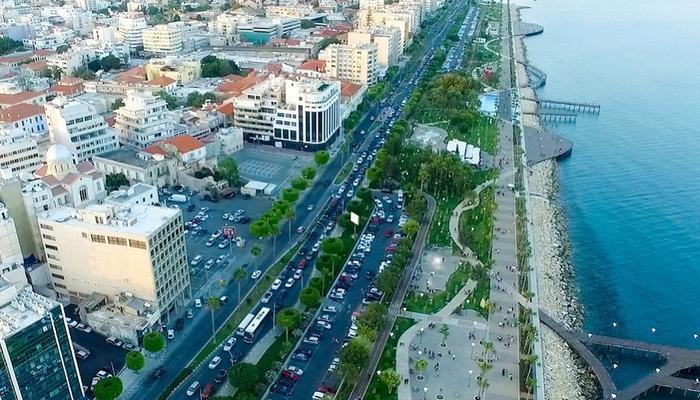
[46,144,73,165]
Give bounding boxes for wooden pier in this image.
[539,111,577,123]
[538,98,601,113]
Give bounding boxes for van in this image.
[167,329,175,340]
[186,381,200,397]
[194,298,202,308]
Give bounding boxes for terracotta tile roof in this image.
[143,145,168,156]
[216,102,234,117]
[0,103,45,123]
[105,116,116,127]
[265,63,283,75]
[340,80,362,98]
[33,50,56,57]
[62,173,82,185]
[51,82,85,97]
[59,77,83,85]
[76,160,95,173]
[34,164,47,177]
[163,134,204,154]
[222,74,245,83]
[114,66,146,84]
[269,38,301,46]
[51,186,67,196]
[216,71,267,96]
[89,170,104,180]
[146,76,176,87]
[0,91,44,106]
[23,60,48,71]
[0,54,33,65]
[298,59,326,72]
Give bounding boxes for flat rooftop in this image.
[0,284,59,339]
[95,147,163,169]
[105,183,158,205]
[39,203,179,236]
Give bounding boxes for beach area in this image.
[510,6,598,400]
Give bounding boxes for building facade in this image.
[319,43,379,85]
[0,284,84,400]
[0,128,41,176]
[117,12,148,52]
[114,90,176,149]
[38,203,191,316]
[45,97,119,163]
[347,27,401,69]
[93,148,178,188]
[142,23,184,55]
[0,104,47,136]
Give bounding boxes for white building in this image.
[114,90,176,149]
[92,25,118,43]
[93,148,178,188]
[0,128,41,176]
[446,139,481,165]
[233,76,341,150]
[45,97,119,163]
[142,22,184,55]
[319,43,379,85]
[38,203,191,316]
[117,12,148,52]
[265,4,315,18]
[0,104,47,136]
[46,47,96,75]
[0,202,23,275]
[359,0,384,9]
[348,27,401,70]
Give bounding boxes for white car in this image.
[303,335,320,345]
[204,259,215,270]
[286,366,304,376]
[251,270,262,280]
[167,329,175,340]
[271,278,282,290]
[322,305,338,313]
[307,204,314,211]
[223,337,236,352]
[209,356,222,369]
[293,269,303,280]
[285,277,295,288]
[316,320,332,330]
[194,298,202,308]
[186,381,200,397]
[76,323,92,333]
[190,255,203,266]
[312,241,321,252]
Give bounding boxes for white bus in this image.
[236,313,256,337]
[243,307,271,343]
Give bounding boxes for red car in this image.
[281,370,300,382]
[201,384,214,399]
[384,229,394,238]
[298,259,308,269]
[318,385,337,395]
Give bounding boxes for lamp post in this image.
[419,328,425,344]
[468,369,473,387]
[470,342,476,359]
[423,387,428,400]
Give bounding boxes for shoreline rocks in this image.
[511,6,597,400]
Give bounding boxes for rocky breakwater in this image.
[512,6,598,400]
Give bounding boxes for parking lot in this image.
[64,305,127,392]
[233,146,315,194]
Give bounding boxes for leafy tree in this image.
[414,358,428,377]
[357,187,372,202]
[250,220,270,239]
[379,369,401,393]
[100,54,121,71]
[156,90,177,110]
[111,98,124,111]
[403,218,420,237]
[72,66,96,80]
[206,296,221,337]
[186,91,217,108]
[358,303,387,332]
[125,350,145,372]
[376,266,401,295]
[347,199,364,215]
[201,55,241,77]
[301,166,316,180]
[87,59,102,72]
[290,177,308,191]
[339,336,371,379]
[229,363,259,391]
[439,323,450,346]
[93,376,123,400]
[217,158,241,187]
[321,237,344,256]
[142,332,164,353]
[299,287,321,309]
[276,308,300,341]
[309,276,324,293]
[337,213,351,230]
[282,188,299,203]
[318,37,340,51]
[300,19,315,29]
[314,150,330,166]
[251,244,262,256]
[0,37,23,56]
[105,173,129,192]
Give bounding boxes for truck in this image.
[169,194,188,203]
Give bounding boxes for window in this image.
[42,234,55,241]
[47,253,60,261]
[40,224,53,231]
[54,283,67,289]
[49,263,62,271]
[79,186,89,202]
[45,244,58,251]
[107,236,127,246]
[90,234,106,243]
[51,273,65,280]
[129,239,147,249]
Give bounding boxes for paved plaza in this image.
[414,248,464,292]
[233,145,315,193]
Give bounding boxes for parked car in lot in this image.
[293,269,303,280]
[285,277,295,288]
[251,270,262,280]
[303,335,320,345]
[297,226,306,234]
[190,255,203,266]
[106,336,123,347]
[204,259,215,270]
[322,305,338,313]
[286,366,304,376]
[75,350,89,360]
[167,329,175,340]
[76,323,92,333]
[201,384,215,400]
[271,382,292,396]
[208,355,222,369]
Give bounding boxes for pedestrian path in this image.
[244,326,282,364]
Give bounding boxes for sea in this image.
[518,0,700,395]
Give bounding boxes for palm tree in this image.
[481,341,495,358]
[439,324,450,346]
[414,358,428,379]
[233,267,246,304]
[284,207,295,240]
[526,377,537,396]
[269,223,280,258]
[206,296,221,338]
[522,353,538,380]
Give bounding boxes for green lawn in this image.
[462,270,490,318]
[365,318,417,400]
[457,187,495,264]
[448,116,499,155]
[334,162,353,184]
[426,195,460,247]
[404,262,473,314]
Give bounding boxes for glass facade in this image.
[0,305,83,400]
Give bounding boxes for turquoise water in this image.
[519,0,700,392]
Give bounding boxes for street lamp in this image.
[419,328,425,344]
[470,342,476,359]
[468,370,473,387]
[423,387,428,400]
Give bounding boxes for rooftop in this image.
[104,183,158,206]
[0,103,45,123]
[95,147,167,169]
[0,91,45,106]
[0,284,59,339]
[39,203,179,236]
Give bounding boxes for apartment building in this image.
[0,103,47,135]
[93,147,178,188]
[0,128,41,176]
[38,203,191,316]
[117,12,148,52]
[233,76,341,150]
[359,0,384,9]
[114,90,176,149]
[145,56,202,84]
[348,26,402,69]
[142,22,184,55]
[45,97,119,163]
[319,43,379,85]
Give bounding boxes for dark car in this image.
[175,318,184,331]
[292,349,311,361]
[271,382,292,396]
[149,366,166,381]
[230,350,242,363]
[214,369,228,383]
[187,204,196,212]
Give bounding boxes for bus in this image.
[236,313,256,337]
[243,307,271,343]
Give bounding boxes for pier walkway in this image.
[525,97,601,113]
[514,22,544,37]
[518,61,547,88]
[540,311,700,400]
[522,126,572,166]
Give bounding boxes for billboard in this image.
[350,212,360,226]
[223,226,236,238]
